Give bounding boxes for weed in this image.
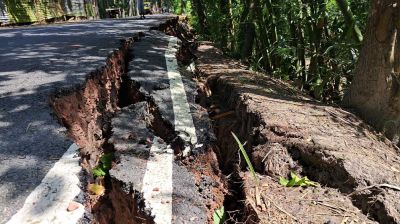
[279,172,318,187]
[231,132,259,184]
[92,166,106,178]
[213,206,226,224]
[92,152,114,178]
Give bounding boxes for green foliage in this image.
[92,166,107,178]
[184,0,370,103]
[279,172,318,187]
[100,152,113,170]
[213,206,226,224]
[92,153,113,178]
[231,132,259,184]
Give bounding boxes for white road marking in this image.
[142,138,173,224]
[140,36,199,224]
[165,36,198,155]
[7,144,84,224]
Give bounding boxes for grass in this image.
[231,132,259,184]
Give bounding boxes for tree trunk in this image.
[335,0,363,43]
[345,0,400,140]
[240,0,256,61]
[218,0,232,49]
[181,0,185,14]
[191,0,209,34]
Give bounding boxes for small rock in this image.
[67,201,80,212]
[153,187,160,191]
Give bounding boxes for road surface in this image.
[0,15,175,223]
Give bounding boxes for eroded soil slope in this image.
[194,43,400,223]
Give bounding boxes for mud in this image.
[194,43,400,223]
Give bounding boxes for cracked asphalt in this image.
[0,15,174,223]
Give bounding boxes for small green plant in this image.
[279,172,318,187]
[213,206,226,224]
[92,166,106,178]
[92,153,114,178]
[231,132,259,184]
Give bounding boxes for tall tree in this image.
[191,0,209,34]
[218,0,233,49]
[238,0,256,61]
[335,0,363,43]
[345,0,399,137]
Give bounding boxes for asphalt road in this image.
[0,15,173,223]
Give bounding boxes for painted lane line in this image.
[7,144,84,224]
[165,36,198,151]
[142,137,173,224]
[140,36,199,224]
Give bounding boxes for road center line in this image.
[7,144,84,224]
[166,36,198,151]
[142,137,173,224]
[140,36,198,224]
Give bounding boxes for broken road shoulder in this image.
[194,42,400,223]
[49,18,225,224]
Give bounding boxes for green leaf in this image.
[279,172,318,188]
[279,177,289,186]
[231,132,259,184]
[92,166,106,178]
[100,153,113,170]
[213,206,226,224]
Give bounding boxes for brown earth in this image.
[193,43,400,223]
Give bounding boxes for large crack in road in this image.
[47,18,227,223]
[0,15,180,223]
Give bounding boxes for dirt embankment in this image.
[194,44,400,223]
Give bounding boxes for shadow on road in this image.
[0,16,171,222]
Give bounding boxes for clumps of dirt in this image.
[156,16,194,43]
[193,42,400,223]
[92,178,153,224]
[180,147,227,223]
[243,172,374,223]
[252,143,303,178]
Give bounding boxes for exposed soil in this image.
[193,43,400,223]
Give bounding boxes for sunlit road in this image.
[0,15,173,223]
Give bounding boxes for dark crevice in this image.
[202,71,396,223]
[50,17,229,224]
[49,20,182,224]
[191,58,259,223]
